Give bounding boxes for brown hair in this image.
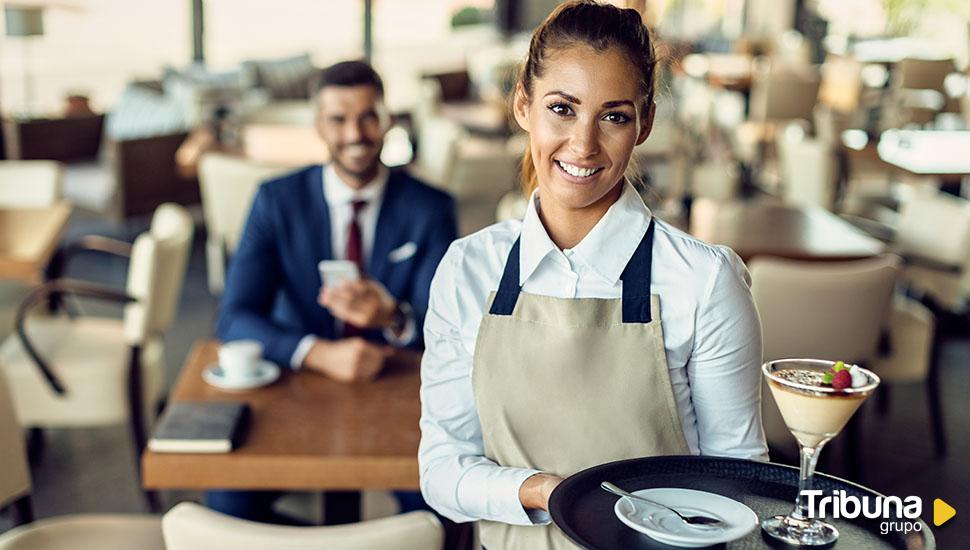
[516,0,657,196]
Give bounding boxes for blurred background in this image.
[0,0,968,547]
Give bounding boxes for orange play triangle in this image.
[933,498,956,527]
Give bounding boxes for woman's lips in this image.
[555,159,604,183]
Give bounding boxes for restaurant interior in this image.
[0,0,968,548]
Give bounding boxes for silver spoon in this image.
[600,481,726,528]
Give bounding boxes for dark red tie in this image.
[343,199,368,337]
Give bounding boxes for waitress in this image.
[418,2,767,548]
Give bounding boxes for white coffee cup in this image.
[218,340,264,383]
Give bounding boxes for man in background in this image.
[213,60,457,524]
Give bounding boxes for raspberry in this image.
[831,370,852,390]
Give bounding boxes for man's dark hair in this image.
[316,60,384,97]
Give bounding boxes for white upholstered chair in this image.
[162,502,443,550]
[893,191,970,312]
[0,161,62,208]
[750,255,942,459]
[0,373,164,550]
[0,204,194,510]
[776,123,838,210]
[750,255,899,461]
[198,153,291,294]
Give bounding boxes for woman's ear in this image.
[635,101,656,145]
[512,83,531,132]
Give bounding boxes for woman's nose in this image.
[569,119,600,158]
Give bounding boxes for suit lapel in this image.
[312,166,333,263]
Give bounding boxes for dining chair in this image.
[893,190,970,313]
[894,58,957,95]
[0,161,62,208]
[776,122,838,210]
[0,203,194,512]
[748,62,821,124]
[162,502,443,550]
[0,161,64,341]
[817,55,864,115]
[0,372,165,550]
[750,255,900,465]
[413,115,463,189]
[198,153,291,294]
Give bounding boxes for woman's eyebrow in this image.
[544,90,581,103]
[602,99,635,109]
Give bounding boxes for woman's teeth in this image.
[557,161,601,178]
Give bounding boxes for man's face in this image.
[316,85,387,187]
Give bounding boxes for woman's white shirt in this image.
[419,182,768,526]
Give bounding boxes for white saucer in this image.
[203,360,280,391]
[614,488,757,548]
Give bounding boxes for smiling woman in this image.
[418,3,767,550]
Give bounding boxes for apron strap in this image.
[488,238,522,315]
[619,218,655,323]
[489,219,656,323]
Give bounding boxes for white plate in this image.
[203,360,280,391]
[614,488,758,548]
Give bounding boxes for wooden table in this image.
[142,340,422,491]
[689,198,886,262]
[0,202,72,283]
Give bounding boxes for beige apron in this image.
[472,220,690,550]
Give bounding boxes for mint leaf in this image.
[833,361,846,372]
[822,372,834,384]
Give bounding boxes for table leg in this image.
[323,490,361,525]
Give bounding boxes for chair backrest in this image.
[749,63,821,123]
[198,153,291,253]
[750,255,900,363]
[416,116,464,188]
[776,124,837,210]
[123,204,194,344]
[0,161,62,208]
[896,191,970,267]
[818,55,863,114]
[0,372,31,509]
[243,100,316,126]
[162,502,443,550]
[894,57,957,94]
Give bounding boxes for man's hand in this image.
[301,338,391,382]
[319,279,397,329]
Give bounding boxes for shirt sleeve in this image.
[418,244,546,525]
[687,247,769,461]
[290,335,318,370]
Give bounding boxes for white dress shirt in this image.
[290,164,414,368]
[419,182,768,526]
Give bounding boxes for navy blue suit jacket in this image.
[217,165,457,366]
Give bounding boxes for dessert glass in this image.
[761,358,880,546]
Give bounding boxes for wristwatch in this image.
[388,301,412,334]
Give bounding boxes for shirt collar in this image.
[519,181,653,286]
[322,164,388,207]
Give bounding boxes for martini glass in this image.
[761,358,880,546]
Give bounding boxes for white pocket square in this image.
[388,241,418,263]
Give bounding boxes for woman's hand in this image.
[518,473,564,512]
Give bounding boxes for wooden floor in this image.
[1,209,967,546]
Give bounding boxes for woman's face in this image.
[514,45,654,212]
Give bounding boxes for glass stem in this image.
[791,444,824,521]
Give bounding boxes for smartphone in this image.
[318,260,360,289]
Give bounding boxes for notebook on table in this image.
[148,401,250,453]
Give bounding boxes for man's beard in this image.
[334,142,380,183]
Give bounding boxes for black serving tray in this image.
[549,456,934,549]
